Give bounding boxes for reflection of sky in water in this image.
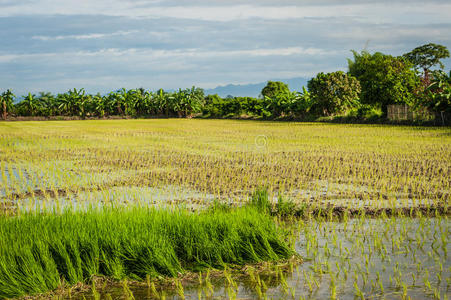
[15,185,216,213]
[1,163,447,212]
[1,162,135,197]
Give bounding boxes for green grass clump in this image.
[0,206,292,298]
[250,188,272,213]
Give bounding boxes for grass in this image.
[0,205,292,298]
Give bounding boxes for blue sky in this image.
[1,0,450,96]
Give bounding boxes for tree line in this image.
[1,43,450,122]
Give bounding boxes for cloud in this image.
[0,46,337,64]
[32,30,138,41]
[0,45,342,93]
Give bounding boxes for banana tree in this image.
[109,88,130,116]
[91,94,106,117]
[424,70,451,125]
[123,88,141,117]
[21,93,38,116]
[173,89,186,117]
[1,89,15,119]
[290,86,313,116]
[37,92,56,116]
[68,88,88,117]
[56,93,72,115]
[154,89,170,116]
[143,90,156,115]
[179,87,204,117]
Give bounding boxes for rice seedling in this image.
[0,205,292,298]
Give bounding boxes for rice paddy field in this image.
[0,119,450,299]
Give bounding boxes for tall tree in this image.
[348,50,420,113]
[403,43,450,72]
[403,43,450,86]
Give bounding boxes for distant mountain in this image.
[204,77,309,98]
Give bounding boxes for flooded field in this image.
[0,120,449,299]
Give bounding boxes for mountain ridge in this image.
[204,77,309,98]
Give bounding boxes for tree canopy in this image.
[348,50,420,111]
[307,71,360,116]
[261,81,290,99]
[403,43,450,72]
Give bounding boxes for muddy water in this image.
[10,185,216,213]
[74,217,450,300]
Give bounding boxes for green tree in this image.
[22,93,38,116]
[403,43,450,92]
[37,92,56,116]
[348,50,420,113]
[0,89,15,119]
[307,71,361,116]
[403,43,450,73]
[261,81,290,99]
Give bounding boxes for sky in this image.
[1,0,451,96]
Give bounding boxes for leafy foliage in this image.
[403,43,450,71]
[7,87,204,119]
[348,50,420,112]
[307,71,361,116]
[261,81,290,99]
[420,70,451,114]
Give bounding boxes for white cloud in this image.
[0,46,337,63]
[32,30,138,41]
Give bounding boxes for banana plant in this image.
[173,89,186,117]
[291,87,313,116]
[56,93,72,115]
[37,92,56,116]
[70,88,87,117]
[422,70,451,114]
[0,89,15,119]
[154,89,169,116]
[92,94,106,117]
[22,93,37,116]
